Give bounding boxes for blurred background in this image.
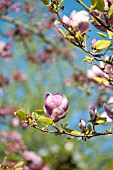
[0,0,113,170]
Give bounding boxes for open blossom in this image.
[44,92,68,122]
[62,10,90,34]
[87,65,104,80]
[87,58,113,82]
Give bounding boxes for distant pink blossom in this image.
[13,70,27,81]
[23,151,43,169]
[0,41,12,59]
[10,2,22,13]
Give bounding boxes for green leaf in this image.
[94,77,108,83]
[107,30,113,39]
[95,117,107,124]
[109,48,113,51]
[35,110,45,115]
[63,122,69,128]
[76,32,84,42]
[85,124,92,135]
[106,128,112,133]
[58,0,64,9]
[13,161,24,168]
[40,117,53,124]
[94,40,111,51]
[71,130,81,135]
[97,32,108,38]
[108,4,113,18]
[40,0,49,5]
[14,110,27,121]
[90,0,105,11]
[61,124,73,133]
[82,56,93,63]
[58,28,66,37]
[12,161,24,170]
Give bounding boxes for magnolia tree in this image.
[1,0,113,169]
[15,0,113,140]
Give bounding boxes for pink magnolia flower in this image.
[87,65,104,80]
[104,0,113,10]
[44,92,68,122]
[92,1,113,31]
[103,103,113,120]
[62,10,90,34]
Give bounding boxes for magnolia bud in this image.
[89,106,98,120]
[79,119,86,133]
[44,92,68,122]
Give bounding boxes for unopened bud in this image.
[79,119,86,133]
[89,106,98,120]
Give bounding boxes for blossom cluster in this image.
[0,130,50,170]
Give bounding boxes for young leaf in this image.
[71,130,81,135]
[58,28,66,37]
[109,48,113,51]
[63,122,69,128]
[85,124,92,135]
[12,162,24,170]
[108,4,113,18]
[40,117,53,124]
[82,56,93,63]
[76,32,84,42]
[35,110,45,115]
[40,0,49,5]
[95,117,107,124]
[90,0,105,11]
[94,77,108,83]
[14,110,27,121]
[61,124,73,133]
[58,0,64,9]
[107,30,113,39]
[94,40,111,51]
[14,168,23,170]
[97,32,108,38]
